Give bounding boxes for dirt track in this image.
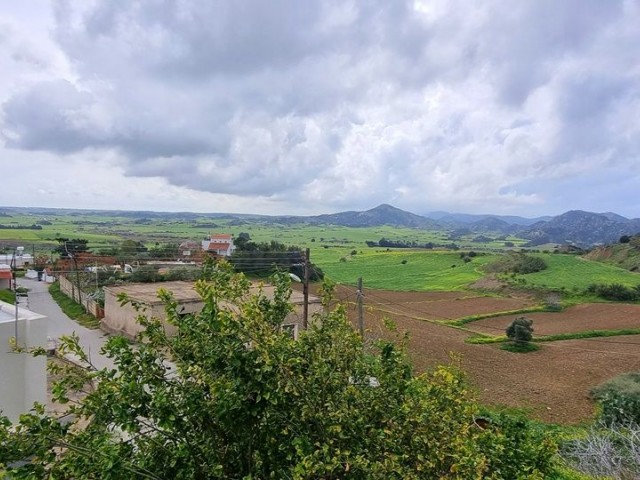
[325,285,640,424]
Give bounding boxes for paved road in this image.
[18,278,115,369]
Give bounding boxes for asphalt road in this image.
[18,278,115,370]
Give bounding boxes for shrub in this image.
[586,283,640,302]
[506,316,534,343]
[592,372,640,424]
[485,253,548,275]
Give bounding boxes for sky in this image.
[0,0,639,218]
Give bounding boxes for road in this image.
[18,278,115,370]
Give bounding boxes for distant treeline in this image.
[366,238,460,250]
[0,224,42,230]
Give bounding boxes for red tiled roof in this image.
[208,242,231,251]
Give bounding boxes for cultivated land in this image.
[3,208,640,425]
[324,285,640,425]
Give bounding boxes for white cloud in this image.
[0,0,639,217]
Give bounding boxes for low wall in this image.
[58,276,104,319]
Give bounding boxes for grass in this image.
[48,281,100,329]
[447,306,549,326]
[502,254,640,291]
[500,341,541,353]
[0,289,16,304]
[466,328,640,345]
[317,250,497,290]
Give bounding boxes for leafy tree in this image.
[1,264,556,478]
[506,316,534,343]
[52,238,90,258]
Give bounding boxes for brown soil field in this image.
[323,285,640,425]
[471,303,640,336]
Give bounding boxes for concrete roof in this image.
[104,281,319,306]
[0,300,46,324]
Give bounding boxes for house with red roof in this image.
[0,264,12,289]
[201,234,236,257]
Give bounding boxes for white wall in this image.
[0,301,47,423]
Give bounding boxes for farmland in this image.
[2,207,640,425]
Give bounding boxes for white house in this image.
[0,300,47,423]
[0,252,33,268]
[202,234,236,257]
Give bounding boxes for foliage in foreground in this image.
[560,421,640,479]
[2,265,557,479]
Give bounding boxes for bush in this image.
[561,420,640,479]
[586,283,640,302]
[592,372,640,424]
[506,316,534,343]
[485,253,548,275]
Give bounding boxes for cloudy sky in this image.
[1,1,639,218]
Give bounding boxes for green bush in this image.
[485,253,548,275]
[591,372,640,424]
[506,316,534,343]
[585,283,640,302]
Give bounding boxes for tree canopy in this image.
[1,264,556,478]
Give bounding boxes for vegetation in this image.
[506,316,534,343]
[1,266,558,478]
[0,289,15,304]
[467,328,640,345]
[560,421,640,480]
[585,282,640,302]
[500,341,540,353]
[48,281,100,329]
[591,372,640,425]
[485,252,548,275]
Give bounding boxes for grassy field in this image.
[317,249,496,290]
[2,211,639,295]
[504,254,640,291]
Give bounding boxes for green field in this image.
[317,250,496,290]
[504,254,640,291]
[2,211,639,296]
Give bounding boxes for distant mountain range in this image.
[299,205,640,247]
[3,204,640,247]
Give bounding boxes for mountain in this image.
[425,211,551,226]
[467,217,520,235]
[519,210,640,247]
[307,204,438,228]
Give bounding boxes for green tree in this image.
[1,264,555,478]
[506,316,534,343]
[52,238,90,258]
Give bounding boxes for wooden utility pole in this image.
[303,248,310,330]
[357,277,364,336]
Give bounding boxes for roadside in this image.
[17,278,114,370]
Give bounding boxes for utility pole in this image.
[11,249,19,344]
[356,277,364,337]
[303,248,310,330]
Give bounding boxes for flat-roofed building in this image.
[0,300,47,422]
[102,281,321,340]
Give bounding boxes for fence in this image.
[58,275,105,319]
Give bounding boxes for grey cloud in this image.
[2,0,639,214]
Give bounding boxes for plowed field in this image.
[322,285,640,424]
